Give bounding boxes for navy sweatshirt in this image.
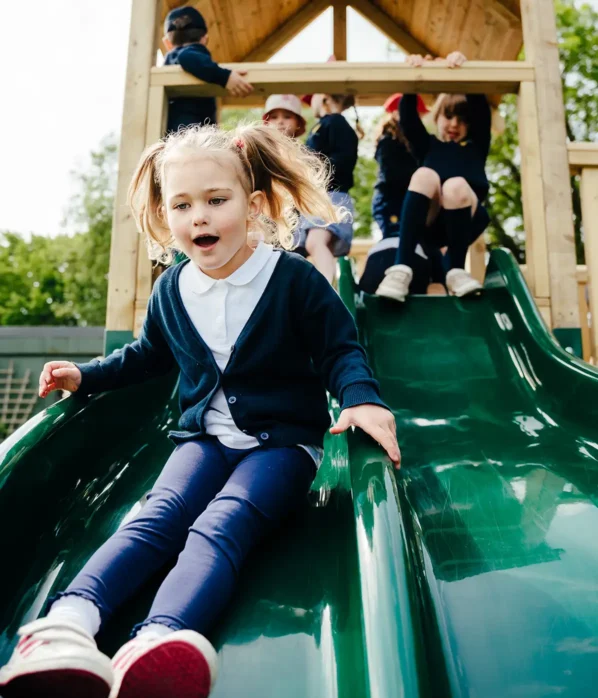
[373,134,418,213]
[76,253,386,448]
[164,44,231,131]
[306,114,358,193]
[399,93,491,201]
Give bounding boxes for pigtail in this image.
[352,105,365,140]
[233,124,342,249]
[127,140,174,262]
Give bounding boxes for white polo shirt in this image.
[178,243,323,465]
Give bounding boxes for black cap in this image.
[164,6,207,34]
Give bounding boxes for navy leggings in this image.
[56,439,316,635]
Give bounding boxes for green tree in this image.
[59,133,117,325]
[486,0,598,263]
[0,135,116,326]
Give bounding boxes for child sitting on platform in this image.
[0,123,399,698]
[371,93,446,295]
[296,93,362,283]
[376,51,491,302]
[163,6,253,132]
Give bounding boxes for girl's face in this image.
[164,151,263,278]
[266,108,302,137]
[437,112,469,143]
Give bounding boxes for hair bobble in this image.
[234,137,245,150]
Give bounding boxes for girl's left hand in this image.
[445,51,467,68]
[330,405,401,468]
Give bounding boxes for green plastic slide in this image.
[1,248,597,697]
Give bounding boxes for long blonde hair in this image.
[128,123,342,262]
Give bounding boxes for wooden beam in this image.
[151,61,534,97]
[580,167,598,361]
[568,142,598,174]
[349,0,432,56]
[134,84,167,337]
[517,81,550,299]
[106,0,159,332]
[520,0,579,329]
[333,0,348,61]
[242,0,331,62]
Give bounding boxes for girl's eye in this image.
[209,198,227,206]
[174,202,189,210]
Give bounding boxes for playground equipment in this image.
[1,1,598,696]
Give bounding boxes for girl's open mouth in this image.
[193,234,219,249]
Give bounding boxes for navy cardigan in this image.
[77,253,386,448]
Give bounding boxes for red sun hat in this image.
[384,93,429,115]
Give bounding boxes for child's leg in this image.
[440,177,479,270]
[395,168,441,267]
[135,446,316,636]
[51,439,232,629]
[305,228,336,283]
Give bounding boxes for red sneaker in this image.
[109,630,218,698]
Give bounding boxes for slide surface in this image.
[1,249,597,697]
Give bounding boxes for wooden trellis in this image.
[0,362,39,440]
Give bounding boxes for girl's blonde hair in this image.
[128,123,342,262]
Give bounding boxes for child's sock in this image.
[137,623,174,638]
[47,595,102,637]
[396,191,431,267]
[444,206,473,270]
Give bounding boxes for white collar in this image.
[189,242,274,295]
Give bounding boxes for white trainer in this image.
[109,629,218,698]
[446,268,483,297]
[375,264,413,302]
[0,617,113,698]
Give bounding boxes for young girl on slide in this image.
[0,124,399,698]
[377,51,492,301]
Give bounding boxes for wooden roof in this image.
[161,0,522,63]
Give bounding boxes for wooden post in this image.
[106,0,159,333]
[580,167,598,361]
[517,81,550,304]
[520,0,579,328]
[333,1,347,61]
[134,84,167,336]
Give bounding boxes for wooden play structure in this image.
[106,0,598,359]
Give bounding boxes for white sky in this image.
[0,2,401,238]
[0,1,594,237]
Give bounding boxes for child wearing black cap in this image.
[163,6,253,131]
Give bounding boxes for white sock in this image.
[137,623,174,638]
[47,595,102,637]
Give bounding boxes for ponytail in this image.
[127,140,174,262]
[233,123,341,248]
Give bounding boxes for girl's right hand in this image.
[39,361,82,398]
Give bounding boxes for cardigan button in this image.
[228,396,237,404]
[260,432,269,440]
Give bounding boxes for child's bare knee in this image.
[409,168,441,197]
[442,177,472,207]
[305,229,329,254]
